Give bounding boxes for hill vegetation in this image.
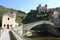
[22,10,49,24]
[23,7,60,24]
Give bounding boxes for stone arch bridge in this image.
[23,20,59,36]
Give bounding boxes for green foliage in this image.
[36,9,49,20]
[16,11,27,26]
[23,10,49,24]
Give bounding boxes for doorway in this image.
[7,24,9,29]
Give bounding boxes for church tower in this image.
[2,12,16,29]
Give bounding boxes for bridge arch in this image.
[30,21,55,30]
[24,20,55,30]
[23,20,59,36]
[30,23,54,30]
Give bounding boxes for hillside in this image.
[1,5,60,26]
[22,9,49,24]
[0,5,27,26]
[23,7,60,24]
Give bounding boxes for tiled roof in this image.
[3,12,16,18]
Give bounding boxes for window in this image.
[4,24,6,27]
[7,24,9,29]
[8,18,9,20]
[7,24,9,27]
[10,25,12,27]
[59,15,60,18]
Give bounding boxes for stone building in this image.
[37,4,47,14]
[50,10,60,28]
[2,12,17,29]
[53,10,60,27]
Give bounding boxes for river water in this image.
[24,31,60,40]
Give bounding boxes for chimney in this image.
[39,4,41,7]
[45,4,47,7]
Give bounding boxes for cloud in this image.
[20,9,29,13]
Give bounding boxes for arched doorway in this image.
[7,24,9,29]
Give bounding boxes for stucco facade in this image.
[2,12,16,29]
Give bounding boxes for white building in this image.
[52,10,60,27]
[37,4,47,14]
[2,12,17,29]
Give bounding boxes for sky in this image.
[0,0,60,13]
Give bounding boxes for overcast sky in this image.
[0,0,60,13]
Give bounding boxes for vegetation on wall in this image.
[22,10,49,24]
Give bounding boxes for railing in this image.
[9,31,17,40]
[11,29,31,40]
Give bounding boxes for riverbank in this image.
[27,37,60,40]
